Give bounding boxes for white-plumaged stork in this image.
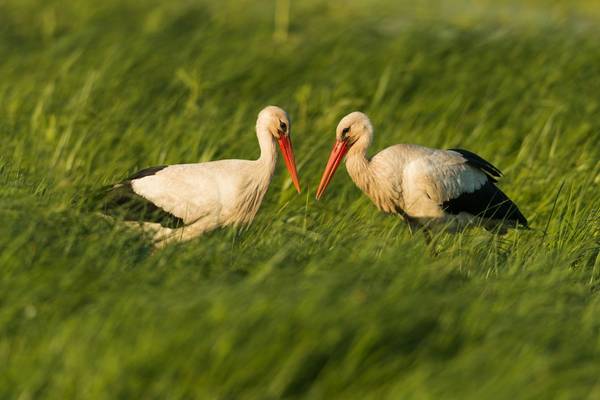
[316,112,528,235]
[101,106,301,246]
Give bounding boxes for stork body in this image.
[317,112,527,234]
[101,106,300,246]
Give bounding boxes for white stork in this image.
[316,112,528,236]
[101,106,301,246]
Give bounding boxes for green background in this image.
[1,0,599,398]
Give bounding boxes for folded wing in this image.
[101,165,216,228]
[404,148,527,227]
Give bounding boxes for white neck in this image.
[256,124,278,174]
[345,138,407,213]
[346,138,372,190]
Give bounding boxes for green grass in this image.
[1,0,599,398]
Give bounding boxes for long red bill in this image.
[277,135,301,193]
[316,140,348,200]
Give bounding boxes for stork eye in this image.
[279,121,287,132]
[342,127,350,136]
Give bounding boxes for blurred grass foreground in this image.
[1,0,599,399]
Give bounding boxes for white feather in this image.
[110,106,291,246]
[338,112,503,232]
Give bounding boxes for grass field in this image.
[1,0,600,398]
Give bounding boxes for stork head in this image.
[316,111,373,200]
[335,111,373,146]
[257,106,301,193]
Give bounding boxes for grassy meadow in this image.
[1,0,599,398]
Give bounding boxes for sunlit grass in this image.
[1,0,599,398]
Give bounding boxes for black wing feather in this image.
[98,165,185,229]
[442,180,528,227]
[127,165,168,180]
[448,148,502,183]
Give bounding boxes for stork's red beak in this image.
[277,134,301,193]
[316,139,348,200]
